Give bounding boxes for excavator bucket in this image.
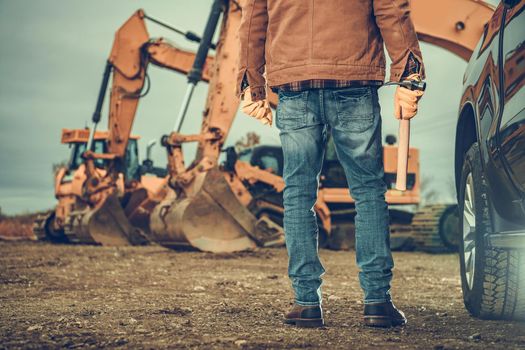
[150,167,284,253]
[66,193,149,246]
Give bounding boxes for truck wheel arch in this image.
[455,103,478,199]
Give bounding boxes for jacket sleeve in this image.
[236,0,268,101]
[373,0,425,82]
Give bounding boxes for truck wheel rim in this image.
[463,173,476,290]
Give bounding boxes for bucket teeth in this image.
[64,194,149,246]
[250,217,285,247]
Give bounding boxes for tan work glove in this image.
[394,74,424,120]
[241,87,273,126]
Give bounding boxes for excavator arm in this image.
[80,10,216,204]
[87,10,212,169]
[148,1,286,252]
[105,10,214,159]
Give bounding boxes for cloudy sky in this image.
[0,0,499,214]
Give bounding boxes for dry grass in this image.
[0,211,40,240]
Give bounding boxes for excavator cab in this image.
[123,137,141,182]
[62,129,141,182]
[68,139,106,170]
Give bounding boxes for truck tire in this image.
[458,142,525,320]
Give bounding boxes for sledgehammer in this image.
[383,80,426,191]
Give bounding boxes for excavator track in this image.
[32,212,51,241]
[409,204,460,253]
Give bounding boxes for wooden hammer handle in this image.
[396,119,410,191]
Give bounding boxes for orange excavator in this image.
[142,1,287,252]
[36,0,495,252]
[32,128,167,244]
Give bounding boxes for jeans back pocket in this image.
[333,87,374,133]
[276,90,308,130]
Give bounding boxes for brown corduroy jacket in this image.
[237,0,425,100]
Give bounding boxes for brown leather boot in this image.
[284,303,324,328]
[363,301,407,328]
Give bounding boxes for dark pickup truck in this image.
[455,0,525,321]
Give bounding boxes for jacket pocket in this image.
[333,87,374,132]
[276,90,308,130]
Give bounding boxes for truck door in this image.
[498,2,525,194]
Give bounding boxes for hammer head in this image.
[400,80,426,91]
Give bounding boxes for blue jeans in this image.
[275,86,393,306]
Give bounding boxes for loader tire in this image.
[33,212,67,243]
[45,212,68,243]
[458,143,525,321]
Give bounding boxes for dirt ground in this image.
[0,241,524,349]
